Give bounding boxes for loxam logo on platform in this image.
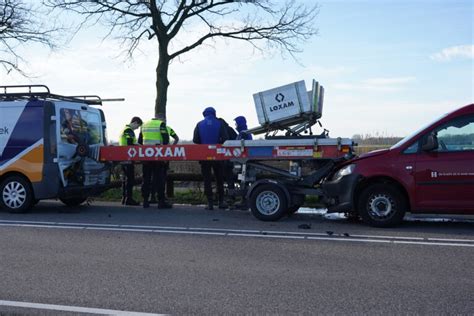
[269,93,295,112]
[127,146,186,158]
[0,126,9,135]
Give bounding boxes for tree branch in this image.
[170,1,318,59]
[0,0,61,75]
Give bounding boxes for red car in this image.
[324,103,474,227]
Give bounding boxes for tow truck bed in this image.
[99,137,354,221]
[99,138,353,162]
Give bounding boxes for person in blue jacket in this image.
[234,116,253,140]
[193,107,229,210]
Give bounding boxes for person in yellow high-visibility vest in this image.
[149,123,179,204]
[138,115,174,209]
[119,116,143,206]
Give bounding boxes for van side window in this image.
[403,141,419,154]
[434,115,474,152]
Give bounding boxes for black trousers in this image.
[121,164,135,199]
[200,161,224,203]
[142,162,167,202]
[151,162,169,198]
[223,161,235,190]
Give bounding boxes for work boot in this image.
[226,197,236,210]
[237,205,249,211]
[218,198,228,210]
[205,199,214,210]
[149,195,158,204]
[234,200,249,211]
[125,198,140,206]
[157,201,173,209]
[143,200,150,209]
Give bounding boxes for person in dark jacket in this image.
[234,116,253,140]
[218,117,238,208]
[233,115,253,210]
[119,116,143,206]
[219,117,237,140]
[193,107,229,210]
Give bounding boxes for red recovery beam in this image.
[99,143,351,162]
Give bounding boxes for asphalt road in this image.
[0,201,473,315]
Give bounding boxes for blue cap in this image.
[203,107,216,117]
[234,116,247,125]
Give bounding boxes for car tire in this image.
[250,184,288,221]
[59,197,87,207]
[0,175,34,213]
[357,183,406,227]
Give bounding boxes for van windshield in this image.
[60,108,102,145]
[390,112,450,150]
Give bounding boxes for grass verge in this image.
[97,187,322,208]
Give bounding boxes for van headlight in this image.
[332,164,355,181]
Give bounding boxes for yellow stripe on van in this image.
[0,144,44,182]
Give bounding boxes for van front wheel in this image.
[0,176,34,213]
[357,184,406,227]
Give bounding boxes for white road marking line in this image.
[155,230,226,236]
[0,220,461,241]
[86,227,154,233]
[57,222,122,227]
[227,233,306,239]
[305,237,474,247]
[0,300,163,315]
[307,237,392,243]
[391,240,474,247]
[348,234,474,243]
[349,234,425,240]
[420,237,474,243]
[0,223,85,230]
[0,220,473,247]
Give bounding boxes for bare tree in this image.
[0,0,59,75]
[46,0,318,117]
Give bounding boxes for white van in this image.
[0,85,111,212]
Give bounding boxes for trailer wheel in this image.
[357,184,406,227]
[0,175,34,213]
[60,197,88,207]
[250,184,288,221]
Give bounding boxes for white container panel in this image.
[253,81,310,125]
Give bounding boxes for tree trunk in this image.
[154,44,170,118]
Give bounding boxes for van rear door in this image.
[56,102,108,188]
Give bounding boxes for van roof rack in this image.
[0,85,124,105]
[66,95,125,105]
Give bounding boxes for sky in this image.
[2,0,473,142]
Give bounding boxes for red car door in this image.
[414,114,474,213]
